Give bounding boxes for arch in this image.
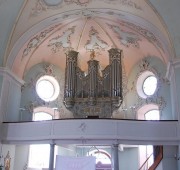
[137,104,159,120]
[33,106,59,120]
[6,9,173,78]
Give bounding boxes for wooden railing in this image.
[139,153,154,170]
[139,146,163,170]
[149,146,163,170]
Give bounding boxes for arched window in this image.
[28,111,52,169]
[89,150,111,164]
[138,106,160,169]
[145,109,160,120]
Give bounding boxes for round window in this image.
[143,76,157,96]
[136,71,158,98]
[36,75,60,102]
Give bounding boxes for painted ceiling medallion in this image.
[48,26,75,53]
[108,24,141,48]
[43,0,63,5]
[85,26,109,51]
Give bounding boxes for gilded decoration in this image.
[85,26,109,51]
[22,24,60,59]
[108,23,141,48]
[48,26,75,53]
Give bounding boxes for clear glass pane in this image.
[143,76,157,96]
[145,110,160,120]
[36,79,54,100]
[28,144,50,168]
[34,112,52,121]
[89,150,111,164]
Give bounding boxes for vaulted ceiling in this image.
[1,0,179,78]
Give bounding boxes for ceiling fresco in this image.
[3,0,174,79]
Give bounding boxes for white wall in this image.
[13,145,29,170]
[119,147,139,170]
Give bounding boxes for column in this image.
[49,143,55,170]
[112,144,119,170]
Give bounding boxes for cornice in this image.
[0,67,24,85]
[166,57,180,80]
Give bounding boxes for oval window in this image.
[36,75,60,102]
[136,71,158,98]
[143,76,157,96]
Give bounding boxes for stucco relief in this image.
[78,122,87,132]
[85,26,109,51]
[100,0,142,10]
[43,0,63,6]
[134,59,166,111]
[48,26,75,53]
[22,24,60,59]
[31,0,142,16]
[108,23,141,48]
[31,0,47,16]
[122,21,164,52]
[64,0,91,6]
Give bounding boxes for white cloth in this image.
[55,156,96,170]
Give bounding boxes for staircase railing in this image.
[139,153,154,170]
[139,146,163,170]
[148,146,163,170]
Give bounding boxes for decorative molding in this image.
[100,0,142,10]
[108,23,141,48]
[48,26,75,53]
[85,26,109,51]
[1,119,178,145]
[31,0,47,17]
[0,67,24,86]
[126,59,168,114]
[22,24,60,59]
[166,58,180,80]
[78,122,87,132]
[121,21,164,52]
[20,64,69,118]
[64,0,91,6]
[43,0,63,6]
[31,0,142,17]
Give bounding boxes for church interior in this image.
[0,0,180,169]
